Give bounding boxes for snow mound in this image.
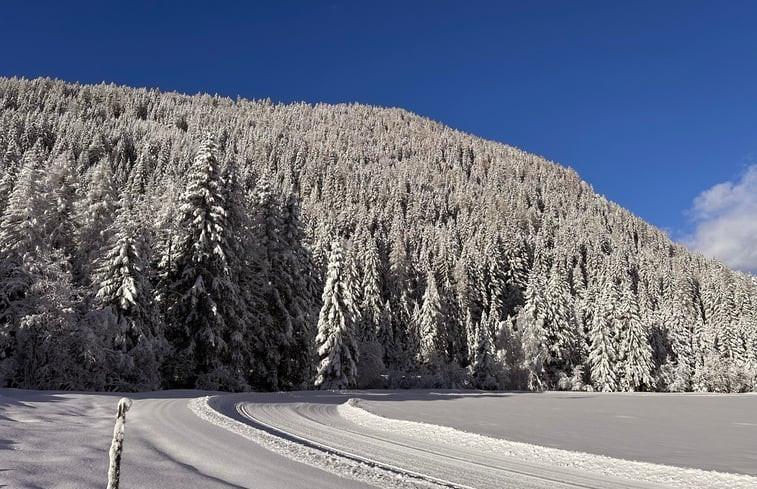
[339,398,757,489]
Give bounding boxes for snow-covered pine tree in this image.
[589,280,619,392]
[464,308,476,366]
[518,266,549,389]
[159,133,246,390]
[417,269,446,370]
[276,194,319,388]
[0,150,20,216]
[250,181,318,390]
[663,274,696,391]
[75,157,118,282]
[617,279,654,391]
[355,229,386,387]
[376,299,396,367]
[359,232,384,338]
[35,152,81,298]
[0,142,47,260]
[314,241,359,389]
[472,311,498,390]
[91,199,165,390]
[544,261,579,376]
[484,236,508,320]
[11,247,103,390]
[0,144,46,331]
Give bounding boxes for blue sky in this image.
[3,1,756,271]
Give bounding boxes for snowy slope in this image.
[2,389,756,489]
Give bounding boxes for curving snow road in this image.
[229,396,658,489]
[3,389,756,489]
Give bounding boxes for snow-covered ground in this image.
[355,390,757,476]
[2,388,756,488]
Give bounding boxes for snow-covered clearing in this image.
[356,390,757,476]
[339,396,756,489]
[2,388,756,488]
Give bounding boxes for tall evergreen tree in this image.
[75,157,118,281]
[518,267,549,389]
[159,134,246,389]
[472,311,498,390]
[417,269,446,370]
[91,201,165,390]
[589,281,619,392]
[0,143,51,361]
[617,280,654,391]
[314,241,359,389]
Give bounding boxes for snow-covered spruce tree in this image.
[518,267,549,390]
[387,226,418,369]
[11,247,104,390]
[75,157,118,282]
[90,200,165,391]
[417,269,446,371]
[662,272,697,391]
[0,145,83,383]
[355,231,387,387]
[464,308,476,366]
[483,236,508,321]
[0,152,19,218]
[472,311,498,390]
[278,195,320,387]
[376,300,396,368]
[217,159,256,387]
[543,261,579,377]
[159,134,247,390]
[617,279,654,391]
[250,182,318,390]
[314,241,359,390]
[0,143,47,329]
[359,232,384,338]
[588,282,619,392]
[41,151,78,257]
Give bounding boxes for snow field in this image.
[339,398,757,489]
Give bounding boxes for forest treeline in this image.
[0,77,755,393]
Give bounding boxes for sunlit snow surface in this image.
[2,389,756,488]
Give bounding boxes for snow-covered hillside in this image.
[1,77,756,394]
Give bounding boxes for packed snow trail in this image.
[223,393,755,489]
[228,398,653,489]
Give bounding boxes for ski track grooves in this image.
[189,394,725,489]
[236,402,473,489]
[237,402,624,489]
[190,395,448,489]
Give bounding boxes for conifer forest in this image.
[1,77,755,393]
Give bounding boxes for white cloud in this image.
[684,165,757,275]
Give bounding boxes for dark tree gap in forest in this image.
[0,77,755,393]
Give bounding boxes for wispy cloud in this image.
[684,165,757,275]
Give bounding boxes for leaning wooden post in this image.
[107,398,133,489]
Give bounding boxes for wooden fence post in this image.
[106,397,133,489]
